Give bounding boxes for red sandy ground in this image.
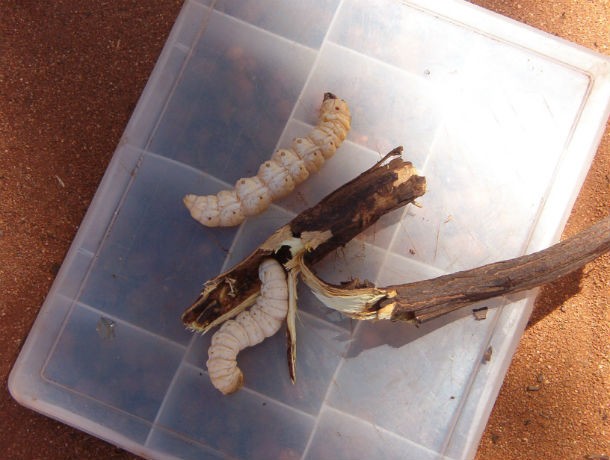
[1,1,608,459]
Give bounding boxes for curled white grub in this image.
[184,92,351,227]
[206,258,288,394]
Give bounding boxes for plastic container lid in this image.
[10,1,610,459]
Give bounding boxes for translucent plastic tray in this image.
[10,1,610,459]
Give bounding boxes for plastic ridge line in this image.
[271,0,346,152]
[181,360,318,422]
[519,70,594,255]
[325,40,440,88]
[299,320,364,459]
[210,8,319,53]
[438,297,508,457]
[70,301,189,351]
[142,0,216,153]
[406,0,609,73]
[304,404,443,459]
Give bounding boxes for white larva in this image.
[235,176,272,217]
[292,136,325,173]
[271,148,310,184]
[257,160,295,200]
[184,92,351,227]
[206,258,288,395]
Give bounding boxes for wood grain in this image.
[383,215,610,323]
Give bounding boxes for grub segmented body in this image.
[184,93,351,227]
[206,258,288,394]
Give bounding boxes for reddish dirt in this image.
[1,1,608,459]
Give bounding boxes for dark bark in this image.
[377,214,610,323]
[182,147,427,332]
[183,144,610,334]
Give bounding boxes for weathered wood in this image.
[377,214,610,323]
[299,214,610,323]
[183,146,610,389]
[184,143,609,333]
[181,147,427,332]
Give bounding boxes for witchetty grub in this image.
[183,92,351,227]
[206,258,288,394]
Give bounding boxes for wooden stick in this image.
[183,146,609,388]
[184,145,609,330]
[377,214,610,323]
[181,147,427,332]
